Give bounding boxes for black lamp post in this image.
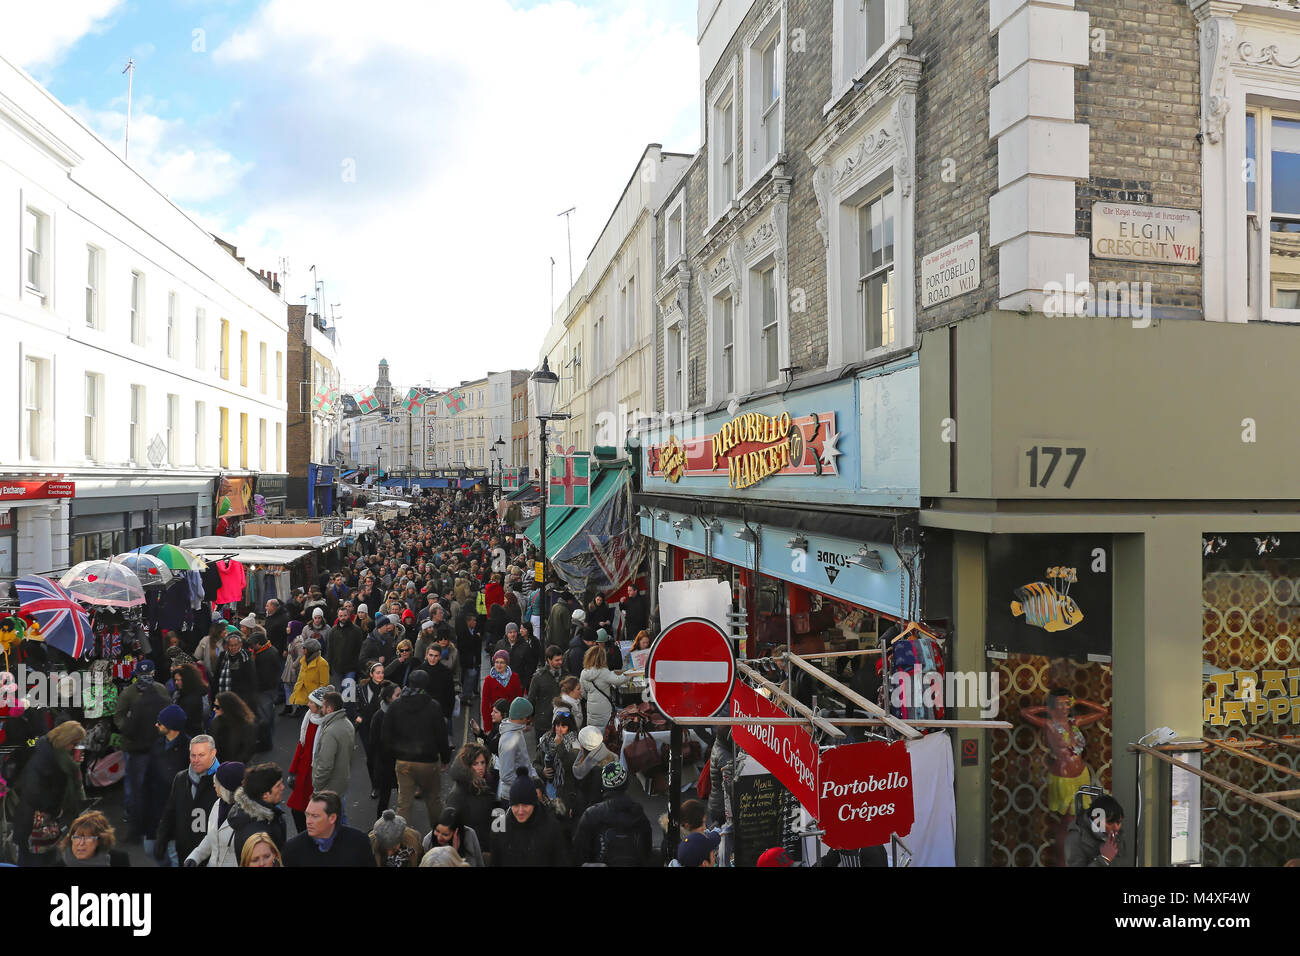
[531,357,568,646]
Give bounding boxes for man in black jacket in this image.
[114,660,171,842]
[155,734,220,864]
[249,630,282,752]
[490,775,570,867]
[527,647,565,746]
[325,604,366,716]
[227,762,288,854]
[359,615,398,670]
[494,622,537,691]
[380,669,450,831]
[264,599,290,654]
[572,763,653,866]
[283,790,375,867]
[455,610,482,701]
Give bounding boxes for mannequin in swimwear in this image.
[1021,687,1107,866]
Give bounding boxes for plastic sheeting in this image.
[548,466,643,598]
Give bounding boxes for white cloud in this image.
[69,98,254,204]
[0,0,124,70]
[204,0,699,391]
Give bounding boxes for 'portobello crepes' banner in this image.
[730,680,818,814]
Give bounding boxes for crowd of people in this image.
[4,488,751,868]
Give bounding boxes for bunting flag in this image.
[354,389,381,414]
[444,389,466,416]
[502,472,521,490]
[548,451,591,507]
[313,385,340,415]
[400,387,426,414]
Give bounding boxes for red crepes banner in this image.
[817,740,915,849]
[730,681,818,815]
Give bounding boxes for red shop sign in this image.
[0,480,75,502]
[730,681,818,814]
[817,740,915,850]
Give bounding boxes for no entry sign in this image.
[647,617,735,720]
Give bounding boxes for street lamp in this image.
[492,435,506,495]
[531,357,569,646]
[374,445,383,484]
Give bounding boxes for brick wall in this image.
[285,304,310,477]
[1076,0,1202,312]
[912,1,999,331]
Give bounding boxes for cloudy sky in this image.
[3,0,700,393]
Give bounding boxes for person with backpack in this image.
[572,763,654,867]
[114,660,170,843]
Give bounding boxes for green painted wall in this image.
[921,312,1300,501]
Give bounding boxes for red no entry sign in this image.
[647,617,735,720]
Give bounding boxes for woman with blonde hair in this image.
[57,810,129,867]
[13,720,86,866]
[579,644,629,734]
[239,831,283,867]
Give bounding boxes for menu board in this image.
[733,773,785,868]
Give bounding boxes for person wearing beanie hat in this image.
[114,655,171,843]
[676,830,722,868]
[185,761,246,867]
[756,846,794,867]
[240,613,259,633]
[487,771,568,867]
[381,667,451,830]
[226,762,288,856]
[142,703,193,861]
[496,697,535,804]
[572,751,652,866]
[291,636,330,711]
[368,808,423,867]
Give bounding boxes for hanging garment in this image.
[185,571,205,609]
[201,565,223,602]
[214,560,247,605]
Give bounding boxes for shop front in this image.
[635,359,927,653]
[256,474,288,518]
[307,463,336,518]
[0,478,75,582]
[67,476,213,567]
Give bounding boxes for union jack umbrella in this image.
[13,575,93,659]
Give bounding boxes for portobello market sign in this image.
[647,410,839,490]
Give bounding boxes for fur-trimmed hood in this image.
[229,786,276,824]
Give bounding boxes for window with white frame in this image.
[130,385,146,464]
[714,293,735,397]
[753,266,781,385]
[130,272,145,346]
[276,422,283,471]
[23,207,50,306]
[666,321,684,412]
[167,393,179,465]
[833,0,894,98]
[86,245,103,327]
[259,343,268,393]
[195,308,206,370]
[84,372,102,461]
[195,401,206,466]
[666,197,684,264]
[167,292,178,358]
[1247,107,1300,316]
[858,187,897,351]
[711,80,737,221]
[747,18,784,182]
[259,418,267,471]
[624,276,637,351]
[276,351,283,399]
[23,357,50,460]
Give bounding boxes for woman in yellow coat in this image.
[291,638,329,708]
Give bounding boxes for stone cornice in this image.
[807,54,924,167]
[695,164,793,271]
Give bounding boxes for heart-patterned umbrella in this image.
[112,551,176,588]
[59,560,145,608]
[14,575,93,658]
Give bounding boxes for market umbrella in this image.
[111,551,176,588]
[59,560,146,608]
[13,575,93,659]
[134,543,207,571]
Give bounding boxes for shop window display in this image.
[1202,557,1300,866]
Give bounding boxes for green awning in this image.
[524,463,629,556]
[506,482,540,502]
